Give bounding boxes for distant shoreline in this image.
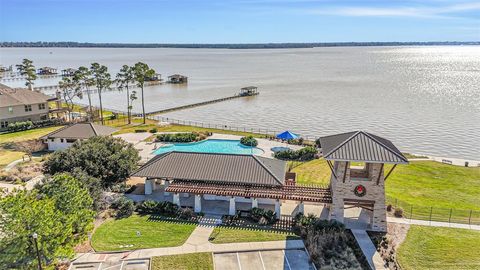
[1,41,479,49]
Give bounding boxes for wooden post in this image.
[449,208,452,223]
[469,210,472,225]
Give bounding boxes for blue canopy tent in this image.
[276,131,299,140]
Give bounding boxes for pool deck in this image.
[134,133,303,163]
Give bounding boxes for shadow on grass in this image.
[145,214,199,225]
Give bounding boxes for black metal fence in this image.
[386,195,480,225]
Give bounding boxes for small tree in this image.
[16,58,37,89]
[59,75,82,120]
[90,63,112,125]
[43,136,140,188]
[133,62,156,124]
[116,65,136,124]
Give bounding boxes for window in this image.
[40,115,47,120]
[1,121,8,129]
[50,138,54,142]
[8,107,13,113]
[24,105,32,112]
[60,139,64,143]
[38,103,46,110]
[350,162,370,179]
[66,139,76,143]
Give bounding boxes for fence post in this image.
[448,208,452,223]
[469,210,472,225]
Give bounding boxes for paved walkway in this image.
[4,158,25,172]
[388,216,480,231]
[0,174,44,193]
[74,215,305,264]
[351,229,386,270]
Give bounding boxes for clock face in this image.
[354,185,366,197]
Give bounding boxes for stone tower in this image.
[319,131,408,232]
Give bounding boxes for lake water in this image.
[1,46,479,160]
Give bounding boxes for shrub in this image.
[149,128,158,133]
[137,200,159,214]
[386,204,392,212]
[394,207,403,218]
[134,129,147,133]
[240,135,258,147]
[274,146,317,161]
[250,207,276,224]
[112,197,135,219]
[177,207,195,220]
[7,121,33,132]
[156,133,197,143]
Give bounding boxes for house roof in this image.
[40,123,118,139]
[168,74,187,78]
[241,86,258,90]
[132,151,287,186]
[319,131,408,164]
[0,84,52,107]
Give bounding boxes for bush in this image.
[250,207,276,224]
[274,146,317,161]
[137,200,158,214]
[240,135,258,147]
[386,204,392,212]
[177,207,195,220]
[149,128,158,133]
[156,133,197,143]
[112,197,134,219]
[394,207,403,218]
[7,121,33,132]
[134,129,147,133]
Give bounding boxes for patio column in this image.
[164,180,170,195]
[298,201,304,214]
[252,198,258,208]
[152,179,157,191]
[275,199,281,219]
[144,179,153,195]
[229,196,236,215]
[173,193,180,206]
[194,195,202,213]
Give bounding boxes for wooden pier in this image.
[143,87,259,116]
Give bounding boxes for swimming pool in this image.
[153,139,264,155]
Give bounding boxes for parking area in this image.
[69,259,149,270]
[214,249,315,270]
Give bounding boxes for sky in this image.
[0,0,479,43]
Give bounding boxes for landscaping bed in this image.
[151,253,213,270]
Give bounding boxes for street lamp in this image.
[32,233,42,270]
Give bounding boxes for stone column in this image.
[194,195,202,213]
[229,196,236,215]
[275,199,281,219]
[152,179,157,191]
[298,201,305,214]
[173,193,180,206]
[144,179,152,195]
[252,198,258,208]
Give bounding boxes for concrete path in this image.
[4,158,25,172]
[351,229,386,270]
[0,174,44,193]
[388,216,480,231]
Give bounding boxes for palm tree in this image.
[116,65,135,124]
[90,63,112,125]
[133,62,155,124]
[75,66,95,121]
[16,59,37,90]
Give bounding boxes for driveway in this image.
[214,249,315,270]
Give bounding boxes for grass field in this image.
[91,215,197,251]
[0,126,64,144]
[291,158,331,186]
[0,150,25,168]
[209,226,299,244]
[151,253,214,270]
[397,225,480,270]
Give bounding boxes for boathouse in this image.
[145,73,162,82]
[37,67,57,75]
[167,74,188,84]
[239,86,259,96]
[61,68,77,77]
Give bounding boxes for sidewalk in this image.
[351,229,386,270]
[387,216,480,231]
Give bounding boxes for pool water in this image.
[153,139,264,155]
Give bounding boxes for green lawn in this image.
[91,215,197,251]
[151,253,213,270]
[0,150,25,168]
[209,226,299,244]
[397,225,480,270]
[385,161,480,212]
[291,158,331,186]
[0,126,64,144]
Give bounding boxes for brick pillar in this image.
[275,199,281,219]
[194,195,202,213]
[229,196,236,215]
[252,198,258,208]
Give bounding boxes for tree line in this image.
[15,58,156,125]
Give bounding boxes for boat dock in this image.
[144,86,259,116]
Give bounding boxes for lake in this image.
[1,46,479,160]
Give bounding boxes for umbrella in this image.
[276,130,299,140]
